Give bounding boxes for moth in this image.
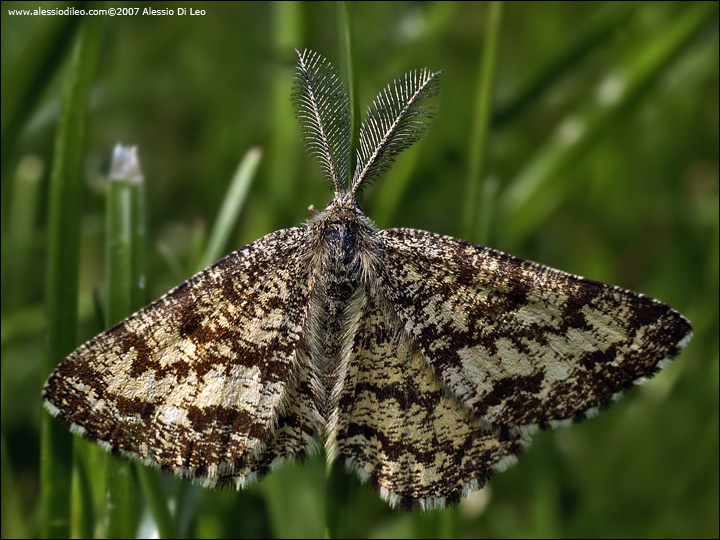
[43,49,692,510]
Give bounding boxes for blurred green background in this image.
[1,1,718,538]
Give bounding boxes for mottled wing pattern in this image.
[227,343,323,487]
[43,228,316,485]
[330,291,526,510]
[377,228,693,429]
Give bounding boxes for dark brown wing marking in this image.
[377,228,692,429]
[43,228,314,483]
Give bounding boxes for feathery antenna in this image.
[292,49,351,194]
[352,68,441,194]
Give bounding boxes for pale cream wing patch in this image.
[329,292,526,510]
[376,228,692,429]
[43,228,314,482]
[219,342,323,488]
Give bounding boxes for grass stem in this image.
[104,145,141,538]
[199,147,262,271]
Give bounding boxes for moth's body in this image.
[305,196,379,421]
[43,49,692,511]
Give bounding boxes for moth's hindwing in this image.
[376,228,693,430]
[329,291,526,510]
[43,227,317,485]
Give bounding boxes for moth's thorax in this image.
[307,195,375,280]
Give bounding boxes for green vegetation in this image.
[1,2,717,538]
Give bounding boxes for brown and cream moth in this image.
[43,49,692,511]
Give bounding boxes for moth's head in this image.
[322,191,363,218]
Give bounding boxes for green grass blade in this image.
[493,2,638,126]
[104,146,141,539]
[131,158,148,309]
[40,13,104,539]
[262,455,326,538]
[325,462,354,539]
[2,156,43,310]
[72,440,96,539]
[268,1,304,225]
[136,467,178,539]
[104,455,139,537]
[0,2,86,170]
[199,147,262,271]
[498,1,718,244]
[463,0,503,244]
[106,156,134,323]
